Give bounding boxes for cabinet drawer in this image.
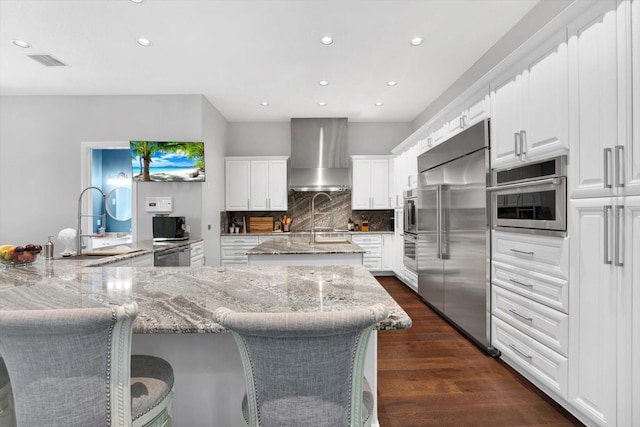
[492,286,568,356]
[492,316,568,399]
[359,245,382,257]
[492,231,568,279]
[363,258,382,270]
[351,234,382,244]
[220,247,251,259]
[220,236,259,246]
[190,242,204,256]
[492,260,568,313]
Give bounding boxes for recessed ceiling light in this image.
[320,36,333,45]
[387,81,398,86]
[375,102,384,107]
[410,37,423,46]
[318,102,327,106]
[136,38,152,47]
[130,0,144,3]
[260,101,270,107]
[12,39,31,48]
[319,80,329,86]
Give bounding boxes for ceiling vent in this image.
[27,54,68,67]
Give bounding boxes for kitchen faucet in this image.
[310,192,333,245]
[77,186,106,255]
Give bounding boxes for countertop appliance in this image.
[489,156,567,236]
[152,216,188,241]
[416,119,498,355]
[154,245,191,266]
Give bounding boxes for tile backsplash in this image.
[222,190,394,233]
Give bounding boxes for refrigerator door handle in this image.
[436,185,442,259]
[440,185,450,260]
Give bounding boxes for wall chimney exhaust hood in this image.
[289,118,350,191]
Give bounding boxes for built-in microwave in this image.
[489,156,567,235]
[152,216,188,241]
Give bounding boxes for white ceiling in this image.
[0,0,539,123]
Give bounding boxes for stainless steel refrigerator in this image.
[417,119,498,355]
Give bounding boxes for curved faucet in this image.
[311,192,333,245]
[77,186,106,255]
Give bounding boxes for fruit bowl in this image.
[0,244,42,267]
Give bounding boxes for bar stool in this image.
[214,303,388,427]
[0,303,174,427]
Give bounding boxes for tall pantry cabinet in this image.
[567,1,640,426]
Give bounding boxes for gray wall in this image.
[227,121,411,156]
[0,95,227,265]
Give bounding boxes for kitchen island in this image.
[0,259,410,427]
[246,235,365,266]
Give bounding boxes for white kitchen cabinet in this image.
[442,86,490,140]
[190,241,205,267]
[249,159,288,211]
[225,157,288,211]
[490,29,569,169]
[629,0,640,198]
[626,197,640,427]
[130,253,154,267]
[219,235,259,266]
[381,234,394,272]
[568,1,624,199]
[351,156,391,210]
[351,233,383,271]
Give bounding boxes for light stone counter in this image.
[246,236,365,255]
[0,259,410,427]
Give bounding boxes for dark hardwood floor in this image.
[375,276,584,427]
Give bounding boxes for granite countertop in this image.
[0,260,411,333]
[222,231,394,236]
[54,238,204,267]
[246,236,365,255]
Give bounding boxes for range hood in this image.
[289,118,350,191]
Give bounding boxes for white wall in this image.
[0,95,227,257]
[227,121,411,156]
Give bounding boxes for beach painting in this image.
[130,141,205,182]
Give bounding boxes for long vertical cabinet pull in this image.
[604,205,612,265]
[614,145,625,188]
[519,130,527,158]
[614,205,624,267]
[514,133,521,157]
[604,148,613,188]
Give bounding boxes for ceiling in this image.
[0,0,539,123]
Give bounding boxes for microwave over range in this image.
[489,156,567,235]
[152,216,188,241]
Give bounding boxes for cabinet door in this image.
[490,64,523,168]
[382,234,393,271]
[521,29,569,162]
[625,0,640,197]
[625,196,640,427]
[568,197,618,427]
[250,160,269,210]
[370,159,390,209]
[225,159,250,210]
[267,159,288,210]
[443,104,465,138]
[464,88,490,127]
[568,1,619,199]
[352,159,372,209]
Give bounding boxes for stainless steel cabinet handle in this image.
[604,148,612,189]
[615,205,624,267]
[509,344,533,360]
[615,145,625,188]
[520,130,527,156]
[604,205,612,265]
[514,133,521,157]
[509,278,533,288]
[509,248,534,256]
[509,309,533,322]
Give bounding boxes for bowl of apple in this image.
[0,244,42,266]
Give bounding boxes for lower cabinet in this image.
[220,235,259,266]
[491,231,570,403]
[351,234,382,271]
[190,241,205,267]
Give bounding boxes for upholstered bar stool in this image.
[0,357,15,427]
[214,303,388,427]
[0,303,174,427]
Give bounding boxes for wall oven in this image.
[489,156,567,235]
[403,189,418,271]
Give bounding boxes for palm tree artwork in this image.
[130,141,205,182]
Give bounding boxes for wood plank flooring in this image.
[375,276,584,427]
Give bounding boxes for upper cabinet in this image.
[569,0,640,199]
[490,30,569,169]
[352,156,391,210]
[442,87,490,141]
[225,157,288,211]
